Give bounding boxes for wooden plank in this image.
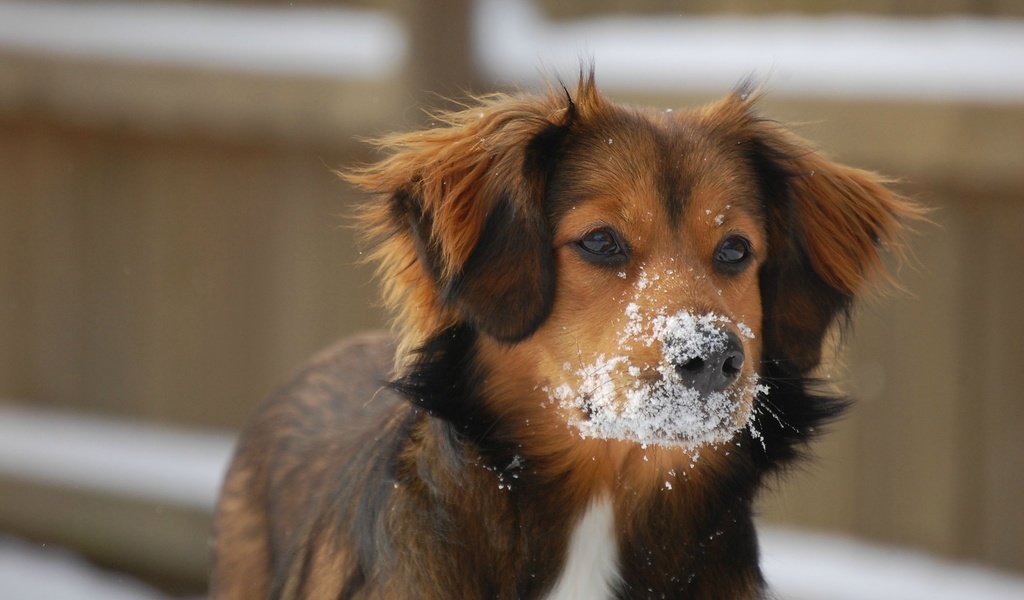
[0,122,35,400]
[1,119,387,428]
[401,0,477,113]
[760,196,970,559]
[977,198,1024,572]
[848,196,965,554]
[22,123,91,412]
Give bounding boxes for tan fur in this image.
[214,72,922,600]
[346,89,576,354]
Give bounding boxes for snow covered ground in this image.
[3,528,1024,600]
[761,528,1024,600]
[2,403,1024,599]
[0,536,172,600]
[1,0,1022,102]
[0,0,404,79]
[474,0,1024,103]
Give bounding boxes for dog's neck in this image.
[397,411,763,599]
[388,325,766,598]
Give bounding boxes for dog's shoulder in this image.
[298,330,399,411]
[214,331,404,598]
[307,329,397,377]
[226,329,403,489]
[261,330,401,440]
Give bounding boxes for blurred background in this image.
[1,0,1022,598]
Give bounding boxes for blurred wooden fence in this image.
[1,0,1022,592]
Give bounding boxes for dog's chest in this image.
[542,497,620,600]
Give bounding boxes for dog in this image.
[212,70,921,599]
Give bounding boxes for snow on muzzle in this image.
[549,309,767,450]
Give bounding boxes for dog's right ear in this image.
[739,108,923,373]
[347,85,589,343]
[701,85,924,374]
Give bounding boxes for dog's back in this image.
[212,331,399,599]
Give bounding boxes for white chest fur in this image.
[543,497,621,600]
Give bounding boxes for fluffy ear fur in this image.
[758,143,916,372]
[710,91,924,374]
[346,83,590,345]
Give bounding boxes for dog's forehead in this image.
[545,108,763,228]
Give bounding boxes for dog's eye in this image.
[579,229,620,255]
[576,228,628,265]
[714,235,752,272]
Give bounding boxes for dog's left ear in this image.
[348,92,578,342]
[742,109,923,373]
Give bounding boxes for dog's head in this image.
[349,72,918,453]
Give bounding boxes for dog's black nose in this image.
[674,330,745,394]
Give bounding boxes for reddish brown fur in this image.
[348,90,579,352]
[213,72,922,599]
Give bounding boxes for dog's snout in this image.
[675,330,745,394]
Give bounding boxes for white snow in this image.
[760,527,1024,600]
[646,310,729,365]
[0,536,170,600]
[552,297,764,449]
[3,0,1020,102]
[474,0,1024,103]
[0,1,404,79]
[0,403,234,511]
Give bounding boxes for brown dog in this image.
[212,71,921,599]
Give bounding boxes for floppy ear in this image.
[347,91,576,343]
[748,120,921,373]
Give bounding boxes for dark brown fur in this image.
[213,71,922,599]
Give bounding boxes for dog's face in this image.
[350,74,915,455]
[521,115,768,449]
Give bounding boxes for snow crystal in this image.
[634,268,651,291]
[648,311,730,368]
[551,302,767,450]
